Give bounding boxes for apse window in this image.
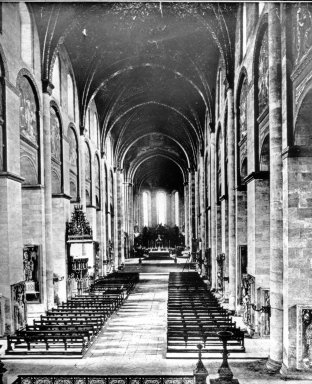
[175,191,179,226]
[143,192,149,227]
[156,191,166,224]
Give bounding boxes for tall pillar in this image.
[188,170,196,248]
[114,169,124,266]
[267,2,283,371]
[195,170,199,238]
[42,81,54,309]
[199,155,205,254]
[113,170,118,269]
[227,88,236,312]
[210,131,217,289]
[80,132,86,211]
[128,182,134,251]
[184,182,189,246]
[123,178,132,259]
[171,192,175,226]
[100,157,107,276]
[0,79,24,333]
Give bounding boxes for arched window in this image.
[67,73,74,119]
[50,106,62,194]
[142,191,149,227]
[68,127,78,201]
[156,191,166,224]
[52,56,61,103]
[174,191,179,227]
[85,142,91,206]
[19,76,39,185]
[95,155,100,209]
[19,3,33,68]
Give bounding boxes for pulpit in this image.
[66,206,96,298]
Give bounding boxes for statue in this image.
[242,293,251,325]
[155,234,163,249]
[23,251,34,282]
[305,321,312,366]
[303,310,312,367]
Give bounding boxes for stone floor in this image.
[1,259,311,384]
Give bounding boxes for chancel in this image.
[0,2,312,383]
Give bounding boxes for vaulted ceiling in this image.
[31,2,237,191]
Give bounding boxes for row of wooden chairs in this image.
[6,272,138,356]
[167,272,245,354]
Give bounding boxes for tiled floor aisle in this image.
[87,274,168,358]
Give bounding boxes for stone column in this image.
[210,131,217,289]
[195,170,199,238]
[189,170,196,248]
[267,2,283,371]
[113,170,118,269]
[184,181,189,246]
[123,177,132,259]
[0,79,24,333]
[42,81,54,309]
[80,132,86,210]
[200,155,206,239]
[227,88,236,312]
[100,156,107,276]
[128,182,134,251]
[199,155,206,274]
[171,192,175,226]
[114,169,124,266]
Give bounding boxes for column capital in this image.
[42,79,54,95]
